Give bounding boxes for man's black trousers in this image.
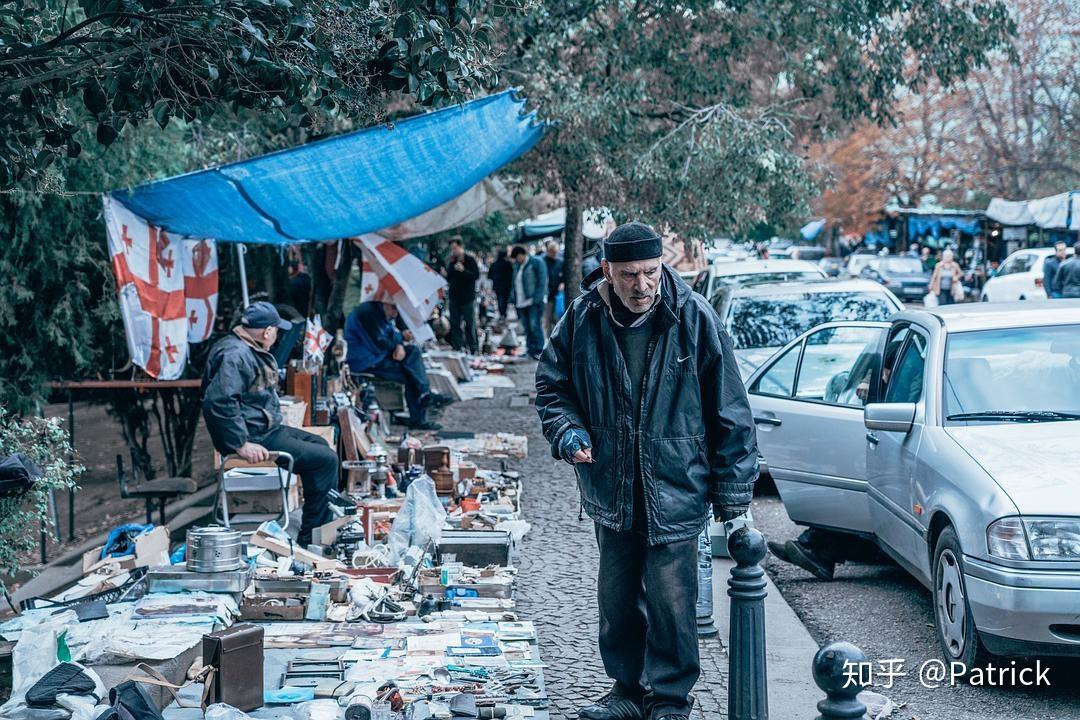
[595,523,699,719]
[261,425,338,543]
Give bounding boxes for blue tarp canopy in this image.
[110,90,546,245]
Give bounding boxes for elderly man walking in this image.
[535,222,759,720]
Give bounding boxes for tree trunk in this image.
[563,199,583,302]
[324,240,354,334]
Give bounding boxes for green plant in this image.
[0,413,82,579]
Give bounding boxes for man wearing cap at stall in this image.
[202,301,338,546]
[535,222,759,720]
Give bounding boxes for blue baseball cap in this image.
[241,301,291,330]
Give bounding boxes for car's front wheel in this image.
[933,526,989,668]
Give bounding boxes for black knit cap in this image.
[603,222,662,263]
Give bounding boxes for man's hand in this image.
[572,448,593,464]
[392,344,406,362]
[454,262,464,272]
[237,442,270,464]
[402,330,415,342]
[558,428,593,464]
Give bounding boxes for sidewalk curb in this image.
[712,556,821,717]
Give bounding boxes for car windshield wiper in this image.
[947,410,1080,422]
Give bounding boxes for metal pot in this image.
[186,525,244,573]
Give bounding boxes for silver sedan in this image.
[745,301,1080,664]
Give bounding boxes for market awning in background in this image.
[986,191,1079,230]
[110,90,547,245]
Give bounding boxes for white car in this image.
[690,259,826,302]
[843,253,879,278]
[981,247,1073,302]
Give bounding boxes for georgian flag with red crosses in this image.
[104,196,218,379]
[355,235,446,344]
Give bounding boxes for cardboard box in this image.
[82,526,170,575]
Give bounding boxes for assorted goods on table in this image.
[0,358,538,720]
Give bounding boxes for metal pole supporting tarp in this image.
[237,244,250,308]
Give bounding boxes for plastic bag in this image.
[204,704,257,720]
[294,699,343,720]
[922,291,938,308]
[385,474,446,565]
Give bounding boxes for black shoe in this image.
[408,420,442,431]
[767,540,795,564]
[422,392,454,408]
[784,540,835,581]
[579,694,644,720]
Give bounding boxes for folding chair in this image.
[214,451,296,532]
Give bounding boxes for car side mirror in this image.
[864,402,916,434]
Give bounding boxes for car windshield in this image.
[944,325,1080,422]
[727,292,897,350]
[715,271,823,288]
[875,258,923,274]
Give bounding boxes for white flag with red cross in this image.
[304,315,333,365]
[355,236,446,344]
[104,196,218,380]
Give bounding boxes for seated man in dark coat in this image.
[202,301,338,547]
[344,301,444,430]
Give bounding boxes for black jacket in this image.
[1056,257,1080,299]
[489,257,513,296]
[202,329,283,454]
[445,253,480,303]
[535,265,759,545]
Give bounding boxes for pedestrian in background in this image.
[929,248,963,305]
[444,237,480,354]
[907,241,921,259]
[535,221,759,720]
[1055,241,1080,299]
[542,240,564,335]
[510,245,548,359]
[1044,241,1067,299]
[921,246,936,273]
[489,248,514,321]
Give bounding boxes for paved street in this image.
[754,495,1080,720]
[435,360,730,720]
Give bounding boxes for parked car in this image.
[818,257,845,278]
[745,301,1080,664]
[710,278,902,377]
[980,247,1074,302]
[771,245,827,261]
[843,252,879,278]
[859,256,931,303]
[690,259,826,302]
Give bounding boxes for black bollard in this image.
[812,642,868,720]
[727,525,768,720]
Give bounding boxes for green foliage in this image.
[504,0,1015,239]
[0,413,81,578]
[0,0,521,187]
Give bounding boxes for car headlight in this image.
[1026,518,1080,561]
[987,517,1029,560]
[987,517,1080,561]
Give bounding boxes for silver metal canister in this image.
[186,525,244,572]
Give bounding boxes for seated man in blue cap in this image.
[202,301,338,546]
[344,300,447,431]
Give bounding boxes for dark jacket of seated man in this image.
[344,301,434,428]
[201,301,338,545]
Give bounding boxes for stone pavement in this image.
[434,360,729,720]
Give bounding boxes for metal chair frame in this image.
[214,451,296,532]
